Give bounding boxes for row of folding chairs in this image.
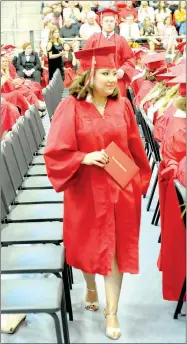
[127,86,161,227]
[1,105,72,343]
[42,69,69,121]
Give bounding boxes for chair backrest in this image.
[47,83,59,112]
[1,140,23,192]
[5,131,28,178]
[25,109,42,149]
[1,191,8,222]
[12,122,32,166]
[30,105,45,140]
[42,87,54,120]
[17,116,37,155]
[1,152,16,209]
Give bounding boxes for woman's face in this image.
[63,43,71,51]
[93,69,117,97]
[160,1,165,8]
[25,45,33,55]
[1,56,9,69]
[142,1,148,8]
[53,30,60,39]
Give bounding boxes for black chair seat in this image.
[1,278,63,313]
[1,244,65,274]
[1,221,63,244]
[6,203,64,222]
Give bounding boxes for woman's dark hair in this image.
[69,70,119,100]
[158,1,167,12]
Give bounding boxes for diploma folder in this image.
[104,141,139,189]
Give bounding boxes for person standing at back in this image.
[82,8,135,97]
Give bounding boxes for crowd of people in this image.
[1,1,186,340]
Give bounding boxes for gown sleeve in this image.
[44,97,86,192]
[124,98,151,194]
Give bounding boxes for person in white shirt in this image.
[80,11,101,39]
[138,1,155,26]
[120,15,140,41]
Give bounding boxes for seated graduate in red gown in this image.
[81,8,135,97]
[62,42,77,88]
[157,74,186,302]
[1,98,20,138]
[44,45,151,340]
[1,53,46,112]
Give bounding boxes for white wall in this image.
[1,1,43,50]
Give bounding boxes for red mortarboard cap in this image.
[156,72,178,82]
[168,64,186,74]
[176,41,186,54]
[97,8,119,18]
[143,52,166,71]
[3,44,16,50]
[133,49,148,60]
[75,45,116,72]
[166,73,186,97]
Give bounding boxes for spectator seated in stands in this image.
[174,1,186,36]
[119,1,138,22]
[166,1,179,14]
[162,16,178,55]
[120,14,140,41]
[138,1,155,28]
[43,10,63,29]
[16,42,42,83]
[97,1,116,11]
[148,1,159,11]
[79,11,101,39]
[62,1,81,24]
[140,17,161,51]
[60,18,80,52]
[154,1,171,34]
[42,1,62,16]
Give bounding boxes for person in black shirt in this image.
[17,43,42,82]
[47,28,65,81]
[60,18,80,52]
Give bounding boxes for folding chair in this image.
[12,123,47,176]
[1,278,70,343]
[25,109,44,155]
[29,105,47,150]
[173,179,186,320]
[42,87,54,121]
[1,150,62,222]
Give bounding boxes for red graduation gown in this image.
[82,33,135,97]
[44,96,151,275]
[1,100,20,137]
[9,63,44,101]
[153,103,176,143]
[157,117,186,300]
[177,156,186,187]
[133,80,155,107]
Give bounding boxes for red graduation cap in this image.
[176,41,186,54]
[143,52,166,71]
[168,64,186,74]
[156,72,178,82]
[133,49,148,60]
[166,73,186,97]
[75,45,116,72]
[97,8,119,19]
[3,44,16,51]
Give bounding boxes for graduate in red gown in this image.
[1,54,45,111]
[44,45,151,340]
[81,8,135,97]
[157,74,186,301]
[62,42,77,88]
[177,156,186,187]
[1,98,20,138]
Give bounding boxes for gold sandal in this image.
[105,311,121,340]
[85,288,99,312]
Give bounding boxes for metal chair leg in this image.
[63,263,73,321]
[155,209,160,226]
[61,291,71,343]
[174,278,186,319]
[50,313,63,344]
[69,266,74,284]
[147,174,158,211]
[151,200,159,225]
[158,233,161,243]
